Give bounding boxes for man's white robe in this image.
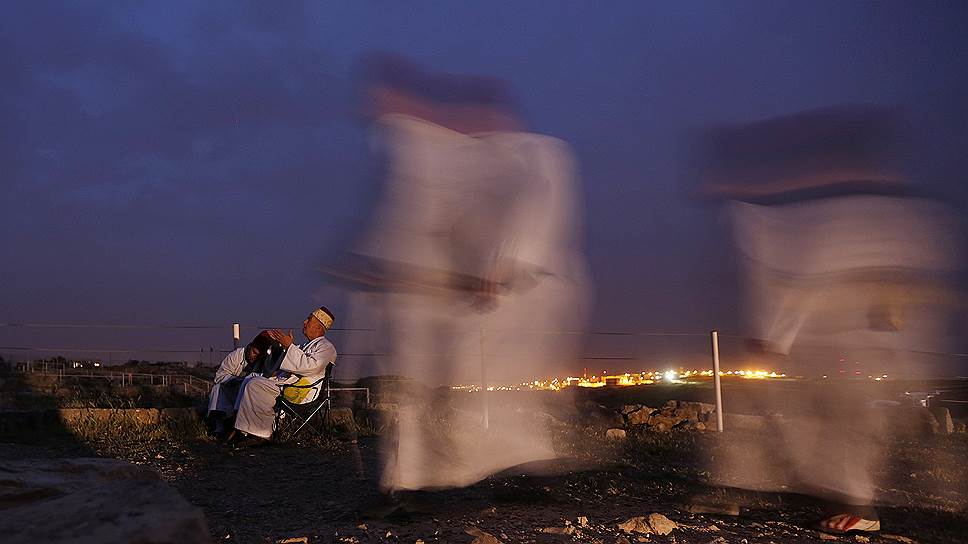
[207,347,248,416]
[234,336,337,439]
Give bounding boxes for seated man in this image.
[230,306,337,443]
[206,331,273,437]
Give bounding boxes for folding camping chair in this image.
[274,361,335,437]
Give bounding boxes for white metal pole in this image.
[711,330,724,432]
[480,328,488,431]
[232,323,240,349]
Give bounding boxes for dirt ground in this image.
[5,425,966,544]
[3,379,967,543]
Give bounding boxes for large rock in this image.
[646,513,678,535]
[646,413,681,432]
[678,420,707,432]
[621,404,643,416]
[465,527,503,544]
[653,401,705,430]
[623,401,717,432]
[0,458,210,543]
[673,401,703,422]
[618,516,652,534]
[625,406,656,426]
[617,513,678,536]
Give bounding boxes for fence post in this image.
[480,328,488,431]
[710,330,725,432]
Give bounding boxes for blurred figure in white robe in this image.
[696,106,962,533]
[339,54,591,491]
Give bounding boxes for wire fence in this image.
[12,361,212,395]
[2,321,966,378]
[8,360,376,406]
[3,322,967,422]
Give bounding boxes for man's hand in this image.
[267,329,294,349]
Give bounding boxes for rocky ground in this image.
[3,421,966,544]
[3,378,967,544]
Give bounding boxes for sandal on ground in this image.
[818,513,880,534]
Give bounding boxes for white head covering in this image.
[311,307,334,330]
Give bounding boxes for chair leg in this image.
[293,399,330,436]
[275,409,307,440]
[318,401,333,436]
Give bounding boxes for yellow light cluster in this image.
[723,370,785,379]
[451,367,789,391]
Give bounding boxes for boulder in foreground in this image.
[0,457,210,544]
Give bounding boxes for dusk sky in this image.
[2,2,967,367]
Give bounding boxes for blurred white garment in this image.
[720,194,959,506]
[346,114,590,491]
[351,114,591,384]
[730,195,959,355]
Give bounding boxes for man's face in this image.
[303,314,325,340]
[244,345,263,364]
